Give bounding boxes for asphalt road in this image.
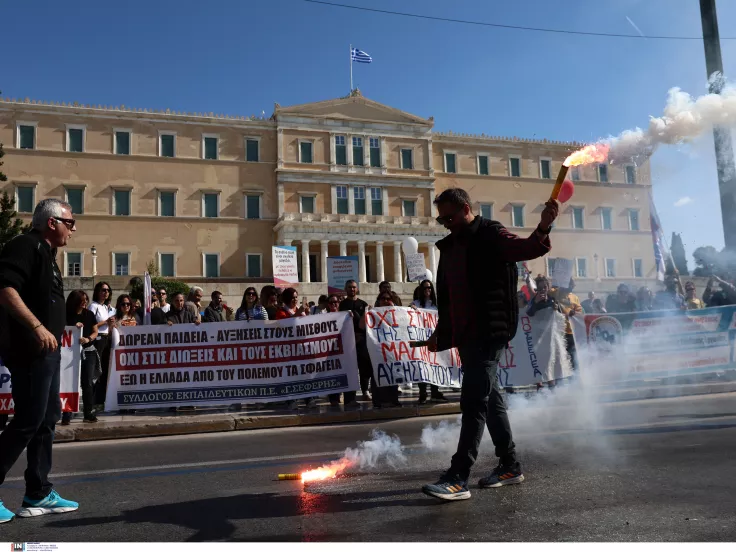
[2,389,736,542]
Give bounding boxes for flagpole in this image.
[349,44,353,92]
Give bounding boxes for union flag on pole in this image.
[649,192,667,281]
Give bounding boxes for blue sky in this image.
[3,0,736,270]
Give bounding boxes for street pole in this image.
[700,0,736,250]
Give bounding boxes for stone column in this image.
[363,135,370,167]
[320,240,329,282]
[329,132,336,172]
[357,241,367,283]
[428,242,437,280]
[301,240,311,283]
[427,139,434,175]
[348,186,355,215]
[393,241,403,283]
[375,241,385,282]
[92,252,98,276]
[277,182,285,216]
[429,189,436,217]
[347,134,354,166]
[277,129,284,169]
[339,239,348,257]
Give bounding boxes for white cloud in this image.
[674,196,693,207]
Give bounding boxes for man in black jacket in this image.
[0,199,79,522]
[422,188,558,501]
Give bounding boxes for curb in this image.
[598,381,736,403]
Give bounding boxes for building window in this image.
[67,252,82,277]
[598,163,609,183]
[246,254,262,278]
[402,200,416,217]
[601,207,612,230]
[114,190,131,216]
[300,195,315,214]
[571,167,581,181]
[336,186,348,214]
[17,123,36,150]
[478,155,489,176]
[67,126,85,153]
[354,186,366,215]
[203,135,218,160]
[605,258,616,278]
[246,138,260,162]
[625,165,637,184]
[629,209,640,231]
[369,137,380,167]
[203,193,219,218]
[445,152,457,174]
[480,203,493,219]
[159,191,176,217]
[509,156,521,177]
[572,207,584,229]
[512,205,525,227]
[633,258,643,278]
[401,148,413,170]
[65,187,84,215]
[335,136,347,166]
[299,141,313,164]
[370,187,383,215]
[245,194,261,219]
[160,133,175,158]
[540,159,551,179]
[204,254,220,277]
[114,130,131,155]
[16,185,34,213]
[576,258,587,278]
[353,137,364,166]
[159,253,175,277]
[114,253,130,276]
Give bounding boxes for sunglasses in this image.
[158,291,167,296]
[423,286,432,290]
[101,288,111,293]
[246,292,257,296]
[328,300,339,304]
[121,303,131,307]
[435,206,465,226]
[53,217,76,229]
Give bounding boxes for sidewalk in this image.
[51,378,736,443]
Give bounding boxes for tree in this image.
[692,245,721,277]
[0,191,30,253]
[670,232,689,276]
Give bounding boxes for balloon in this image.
[424,269,433,282]
[557,179,575,203]
[402,236,419,255]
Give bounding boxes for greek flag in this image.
[649,194,667,281]
[351,48,372,63]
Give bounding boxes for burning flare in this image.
[564,143,610,167]
[301,457,353,483]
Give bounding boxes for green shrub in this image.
[130,277,191,303]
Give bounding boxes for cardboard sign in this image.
[327,256,359,294]
[405,253,427,282]
[272,246,299,287]
[550,258,574,289]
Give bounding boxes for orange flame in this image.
[301,457,353,483]
[564,143,610,167]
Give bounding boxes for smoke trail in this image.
[605,76,736,166]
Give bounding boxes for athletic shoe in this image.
[16,490,79,518]
[478,461,525,488]
[422,473,471,501]
[0,501,15,523]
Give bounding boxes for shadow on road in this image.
[46,487,432,541]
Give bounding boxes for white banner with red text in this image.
[365,307,572,388]
[0,326,82,414]
[104,312,358,411]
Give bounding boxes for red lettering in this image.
[61,330,73,348]
[380,341,399,363]
[407,310,418,327]
[365,311,377,329]
[373,308,398,328]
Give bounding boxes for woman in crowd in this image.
[409,281,448,404]
[590,298,607,313]
[684,281,706,310]
[63,290,100,424]
[526,275,561,316]
[635,287,654,312]
[235,287,269,320]
[372,291,402,407]
[325,294,341,314]
[115,294,141,326]
[260,285,281,320]
[275,288,308,319]
[88,281,116,411]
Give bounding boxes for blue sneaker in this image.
[0,501,15,523]
[478,461,525,488]
[422,473,471,501]
[16,490,79,518]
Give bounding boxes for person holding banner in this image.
[0,198,79,523]
[421,188,557,501]
[411,281,448,405]
[340,281,375,404]
[235,287,268,320]
[89,281,116,410]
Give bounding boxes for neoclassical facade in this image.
[0,90,654,293]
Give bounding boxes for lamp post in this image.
[91,245,97,277]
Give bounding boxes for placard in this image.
[405,253,427,282]
[327,256,359,295]
[272,246,299,287]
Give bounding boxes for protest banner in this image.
[364,307,572,388]
[0,326,82,414]
[572,305,736,382]
[550,257,574,289]
[104,312,359,411]
[272,245,299,287]
[405,253,427,282]
[327,256,359,295]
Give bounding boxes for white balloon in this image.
[424,269,433,282]
[402,236,419,255]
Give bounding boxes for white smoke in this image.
[606,76,736,167]
[343,429,407,470]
